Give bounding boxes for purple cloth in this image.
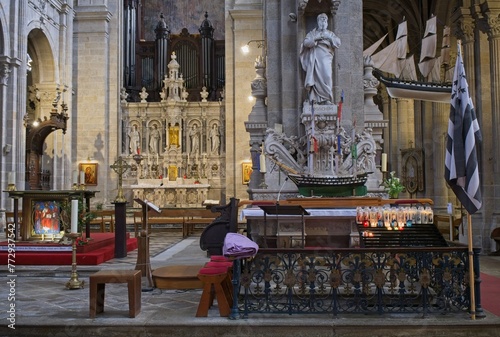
[223,233,259,258]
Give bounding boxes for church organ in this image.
[123,4,224,103]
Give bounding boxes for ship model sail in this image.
[365,15,452,103]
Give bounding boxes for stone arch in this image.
[24,28,62,190]
[27,28,56,83]
[26,28,57,123]
[0,14,6,55]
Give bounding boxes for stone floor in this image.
[1,232,500,337]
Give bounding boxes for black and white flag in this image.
[444,43,482,214]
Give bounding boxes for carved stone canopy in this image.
[26,110,69,154]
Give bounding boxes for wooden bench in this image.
[89,210,115,232]
[184,209,220,237]
[491,227,500,255]
[433,214,462,241]
[152,265,205,289]
[89,270,141,318]
[134,208,219,238]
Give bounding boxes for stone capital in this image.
[0,62,11,85]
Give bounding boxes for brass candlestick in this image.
[65,232,84,290]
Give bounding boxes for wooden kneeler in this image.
[196,266,232,317]
[204,261,234,305]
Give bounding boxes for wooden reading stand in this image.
[133,198,160,290]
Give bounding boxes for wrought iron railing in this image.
[234,246,477,317]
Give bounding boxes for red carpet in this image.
[0,233,137,265]
[481,272,500,317]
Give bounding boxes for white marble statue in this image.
[189,124,200,154]
[129,125,140,154]
[300,13,341,105]
[149,124,160,154]
[140,87,149,102]
[209,124,220,154]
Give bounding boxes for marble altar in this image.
[131,178,209,208]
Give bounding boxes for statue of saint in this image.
[189,124,200,154]
[300,13,341,105]
[129,125,140,154]
[149,124,161,154]
[209,124,220,154]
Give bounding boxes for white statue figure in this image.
[129,125,140,154]
[149,124,161,154]
[120,87,128,103]
[139,87,149,102]
[300,13,341,105]
[210,124,220,154]
[189,124,200,154]
[200,86,209,102]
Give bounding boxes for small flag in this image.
[444,42,482,214]
[337,90,344,122]
[337,134,341,154]
[311,136,318,153]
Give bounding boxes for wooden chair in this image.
[89,210,115,232]
[490,227,500,255]
[433,214,462,241]
[89,211,106,232]
[89,270,141,318]
[196,266,232,317]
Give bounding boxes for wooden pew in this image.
[89,210,115,232]
[183,209,219,237]
[133,208,218,238]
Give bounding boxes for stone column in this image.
[0,62,12,209]
[245,57,268,190]
[483,7,500,173]
[395,98,413,173]
[363,56,388,190]
[12,0,28,194]
[380,91,390,154]
[480,3,500,253]
[432,103,450,208]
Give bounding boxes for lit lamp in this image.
[241,39,265,55]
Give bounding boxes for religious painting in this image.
[80,163,98,186]
[401,148,424,196]
[32,200,63,237]
[242,162,252,185]
[169,124,180,148]
[168,165,178,181]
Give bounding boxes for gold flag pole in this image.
[467,212,476,320]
